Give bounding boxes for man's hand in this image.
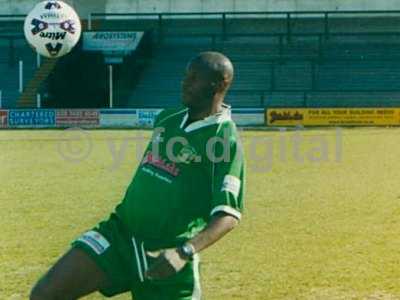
[145,213,239,280]
[145,248,188,280]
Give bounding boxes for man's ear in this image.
[214,79,229,94]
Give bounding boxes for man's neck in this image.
[188,102,223,122]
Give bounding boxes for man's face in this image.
[181,63,216,109]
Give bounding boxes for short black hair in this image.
[190,51,234,82]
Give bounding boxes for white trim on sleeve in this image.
[210,205,242,220]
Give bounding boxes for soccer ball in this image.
[24,1,82,58]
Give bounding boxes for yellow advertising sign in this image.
[266,108,400,126]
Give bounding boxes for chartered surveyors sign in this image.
[266,108,400,126]
[9,109,55,127]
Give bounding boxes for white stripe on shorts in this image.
[132,237,144,282]
[141,242,149,272]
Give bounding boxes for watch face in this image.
[182,244,194,257]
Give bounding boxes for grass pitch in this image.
[1,128,400,300]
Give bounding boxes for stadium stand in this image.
[0,36,36,108]
[2,12,400,108]
[126,32,400,108]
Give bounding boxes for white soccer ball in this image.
[24,1,82,58]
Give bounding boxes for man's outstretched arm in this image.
[189,212,239,253]
[145,213,239,280]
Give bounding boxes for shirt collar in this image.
[180,104,232,133]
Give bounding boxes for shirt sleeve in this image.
[210,137,245,220]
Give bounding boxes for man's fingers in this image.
[146,264,175,280]
[144,248,182,280]
[145,264,167,279]
[146,250,162,258]
[145,267,157,279]
[145,252,164,279]
[145,255,177,279]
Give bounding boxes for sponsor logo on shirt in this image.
[141,151,180,177]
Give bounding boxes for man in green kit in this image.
[30,51,245,300]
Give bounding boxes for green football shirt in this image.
[115,105,245,248]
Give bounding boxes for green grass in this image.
[1,128,400,299]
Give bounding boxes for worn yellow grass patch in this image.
[1,128,400,299]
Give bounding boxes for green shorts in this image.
[71,214,202,299]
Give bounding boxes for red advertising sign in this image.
[56,110,99,127]
[0,110,8,128]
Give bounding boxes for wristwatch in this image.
[179,242,196,260]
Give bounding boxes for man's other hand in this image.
[145,248,188,280]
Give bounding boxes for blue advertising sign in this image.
[9,109,56,127]
[137,109,162,127]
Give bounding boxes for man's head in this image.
[181,51,234,110]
